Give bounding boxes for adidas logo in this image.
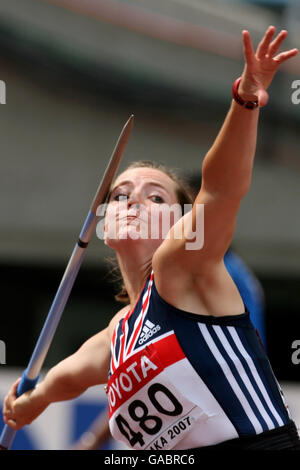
[138,320,161,345]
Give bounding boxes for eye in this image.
[113,193,128,201]
[150,195,164,204]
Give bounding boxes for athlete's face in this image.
[103,167,181,249]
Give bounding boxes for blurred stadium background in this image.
[0,0,300,449]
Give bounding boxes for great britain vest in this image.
[107,272,290,450]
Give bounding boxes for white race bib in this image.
[107,341,209,450]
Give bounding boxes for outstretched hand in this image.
[238,26,298,107]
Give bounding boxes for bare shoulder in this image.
[152,243,195,306]
[152,256,244,317]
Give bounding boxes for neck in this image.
[116,246,153,308]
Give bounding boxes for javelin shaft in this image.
[0,115,134,450]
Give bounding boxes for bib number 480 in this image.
[115,382,183,447]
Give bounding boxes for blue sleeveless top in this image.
[107,272,290,450]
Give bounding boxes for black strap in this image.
[77,238,89,249]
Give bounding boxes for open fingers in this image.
[256,26,276,59]
[274,48,298,65]
[268,30,288,57]
[242,30,255,65]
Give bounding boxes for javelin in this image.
[0,115,134,450]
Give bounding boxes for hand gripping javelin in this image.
[0,115,134,450]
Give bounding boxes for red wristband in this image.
[232,77,259,110]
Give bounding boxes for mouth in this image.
[118,215,139,222]
[118,209,147,220]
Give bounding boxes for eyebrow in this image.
[109,180,169,195]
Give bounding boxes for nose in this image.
[127,201,140,216]
[127,189,142,209]
[128,202,140,209]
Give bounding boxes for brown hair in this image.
[106,160,194,304]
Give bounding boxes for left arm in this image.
[154,27,297,276]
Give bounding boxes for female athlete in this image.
[3,26,300,450]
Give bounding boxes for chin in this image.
[105,231,164,252]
